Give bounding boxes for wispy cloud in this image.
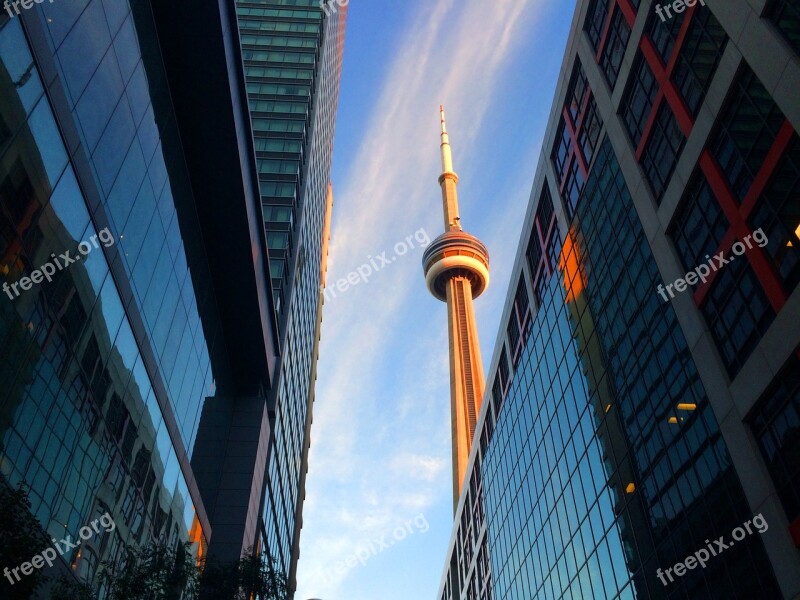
[296,1,554,598]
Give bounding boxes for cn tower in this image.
[422,106,490,509]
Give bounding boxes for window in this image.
[671,7,727,116]
[247,82,310,97]
[748,137,800,294]
[601,8,631,89]
[578,96,603,164]
[711,66,786,202]
[241,50,315,64]
[537,186,554,232]
[75,547,98,582]
[507,310,520,357]
[249,100,307,114]
[254,138,303,153]
[251,118,304,133]
[491,375,504,422]
[528,186,560,306]
[264,205,294,224]
[258,159,300,175]
[535,247,552,305]
[749,355,800,523]
[244,66,313,80]
[260,181,296,199]
[238,19,319,34]
[545,225,562,280]
[527,187,555,301]
[239,35,317,49]
[564,160,585,217]
[480,406,495,456]
[646,3,686,65]
[552,119,571,182]
[492,349,511,415]
[621,54,658,147]
[701,258,776,378]
[235,7,320,18]
[267,231,290,251]
[641,103,685,202]
[769,0,800,54]
[566,61,589,123]
[669,173,729,273]
[270,258,285,280]
[527,224,543,282]
[507,278,531,364]
[585,0,612,52]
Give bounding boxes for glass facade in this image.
[0,1,212,593]
[0,0,346,589]
[749,355,800,527]
[482,139,779,599]
[670,63,799,379]
[439,1,800,598]
[236,0,345,585]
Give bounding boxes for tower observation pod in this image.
[422,106,490,510]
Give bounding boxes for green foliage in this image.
[0,482,289,600]
[50,577,99,600]
[98,541,198,600]
[237,552,288,600]
[198,550,288,600]
[0,480,50,600]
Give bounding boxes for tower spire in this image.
[439,105,454,174]
[423,106,490,511]
[438,105,461,231]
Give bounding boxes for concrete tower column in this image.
[423,107,490,510]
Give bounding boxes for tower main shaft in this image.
[423,107,490,510]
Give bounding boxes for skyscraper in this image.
[423,107,490,509]
[0,0,280,594]
[438,0,800,598]
[235,0,347,592]
[0,0,344,597]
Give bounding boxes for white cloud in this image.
[295,1,553,599]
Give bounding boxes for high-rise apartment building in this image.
[0,0,343,597]
[438,0,800,598]
[235,0,346,591]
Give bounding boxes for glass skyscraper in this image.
[235,0,346,591]
[0,1,227,594]
[0,0,344,597]
[438,0,800,598]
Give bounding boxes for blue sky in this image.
[295,1,576,598]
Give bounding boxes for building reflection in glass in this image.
[479,139,779,599]
[0,16,206,593]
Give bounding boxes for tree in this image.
[0,484,289,600]
[47,543,290,600]
[198,550,288,600]
[50,577,98,600]
[0,480,50,600]
[99,541,198,600]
